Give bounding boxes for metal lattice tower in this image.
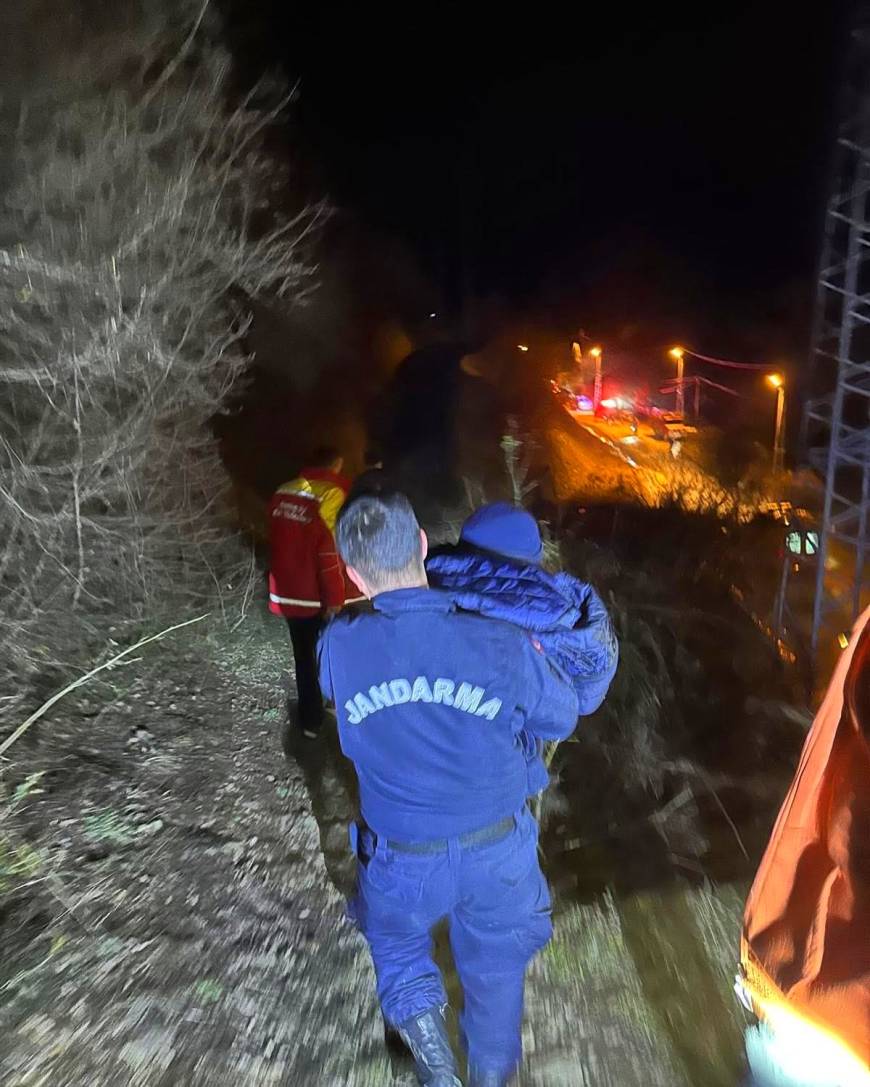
[802,16,870,654]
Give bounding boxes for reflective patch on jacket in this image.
[344,676,503,725]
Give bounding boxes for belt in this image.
[372,815,516,855]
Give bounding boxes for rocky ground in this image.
[1,603,755,1086]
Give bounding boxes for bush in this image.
[0,1,323,723]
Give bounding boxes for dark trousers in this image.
[351,807,552,1077]
[286,615,324,732]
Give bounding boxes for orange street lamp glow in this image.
[767,372,784,389]
[589,346,602,358]
[669,346,684,361]
[517,344,529,352]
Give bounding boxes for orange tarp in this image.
[741,607,870,1068]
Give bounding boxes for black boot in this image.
[397,1006,462,1087]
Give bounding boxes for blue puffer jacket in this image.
[427,549,618,793]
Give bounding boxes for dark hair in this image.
[309,445,341,468]
[336,492,422,585]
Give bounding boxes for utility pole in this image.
[774,384,785,475]
[590,345,603,412]
[767,374,786,475]
[669,347,685,418]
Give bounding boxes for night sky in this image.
[227,2,852,358]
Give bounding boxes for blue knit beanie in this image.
[460,502,543,563]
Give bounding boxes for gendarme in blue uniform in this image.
[317,585,579,1082]
[317,587,578,842]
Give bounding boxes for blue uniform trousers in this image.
[350,807,552,1077]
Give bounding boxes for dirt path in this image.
[0,615,392,1087]
[1,608,750,1086]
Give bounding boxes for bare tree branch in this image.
[0,614,209,758]
[0,2,325,717]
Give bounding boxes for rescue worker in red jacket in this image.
[268,447,357,737]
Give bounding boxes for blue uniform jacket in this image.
[426,550,618,793]
[317,587,579,842]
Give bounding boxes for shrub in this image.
[0,1,324,722]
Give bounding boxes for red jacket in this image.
[268,467,357,619]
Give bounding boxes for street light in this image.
[517,344,529,352]
[669,346,685,418]
[767,372,786,474]
[590,345,603,411]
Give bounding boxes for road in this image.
[551,403,749,517]
[564,409,672,471]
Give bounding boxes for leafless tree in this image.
[0,0,325,723]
